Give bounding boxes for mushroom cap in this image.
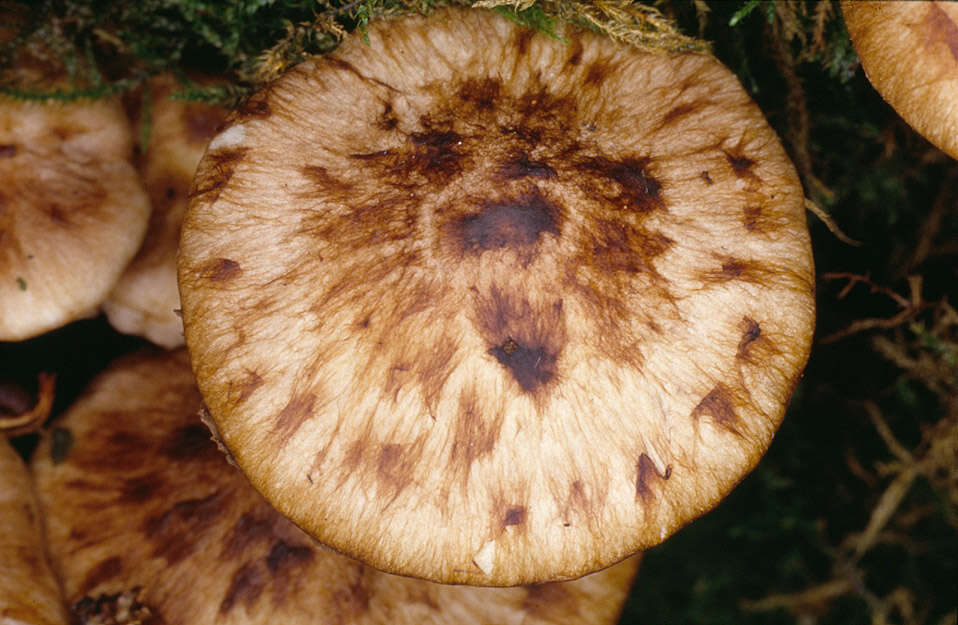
[0,97,151,341]
[1,436,68,625]
[31,349,640,625]
[178,9,815,584]
[104,75,227,348]
[842,1,958,159]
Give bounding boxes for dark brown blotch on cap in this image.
[691,384,741,435]
[64,478,99,492]
[725,151,756,178]
[52,125,80,140]
[579,156,663,213]
[117,473,160,504]
[219,562,266,615]
[634,453,671,505]
[702,256,770,284]
[161,423,216,461]
[489,337,557,393]
[501,505,527,528]
[72,430,146,473]
[204,258,242,282]
[450,190,561,259]
[0,144,16,158]
[272,392,316,444]
[742,204,782,233]
[144,493,225,565]
[925,3,958,62]
[449,387,504,485]
[499,153,557,180]
[589,219,674,276]
[583,62,609,86]
[79,556,124,594]
[377,329,459,414]
[301,165,353,197]
[191,147,247,202]
[744,205,763,231]
[408,130,464,179]
[737,317,762,361]
[377,101,399,131]
[375,440,425,504]
[265,540,315,574]
[230,369,264,406]
[221,513,274,562]
[238,87,273,119]
[473,288,566,395]
[567,39,584,66]
[349,128,464,186]
[514,28,535,57]
[305,197,418,257]
[46,203,71,227]
[458,77,501,112]
[564,479,594,523]
[701,170,714,185]
[661,102,698,126]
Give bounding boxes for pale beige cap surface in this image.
[0,436,68,625]
[32,349,640,625]
[179,8,815,585]
[842,1,958,159]
[104,75,227,348]
[0,98,150,341]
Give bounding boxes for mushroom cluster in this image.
[179,8,815,585]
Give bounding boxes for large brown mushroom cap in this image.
[842,1,958,159]
[31,350,640,625]
[104,75,227,348]
[0,98,151,341]
[179,9,815,584]
[1,436,68,625]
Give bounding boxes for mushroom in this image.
[842,1,958,159]
[31,349,641,625]
[1,436,68,625]
[178,8,815,585]
[104,75,228,348]
[0,96,151,341]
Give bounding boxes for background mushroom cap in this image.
[1,436,68,625]
[179,9,815,584]
[842,1,958,159]
[104,75,227,348]
[0,97,151,341]
[31,349,640,625]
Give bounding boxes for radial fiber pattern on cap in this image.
[179,8,815,585]
[32,350,639,625]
